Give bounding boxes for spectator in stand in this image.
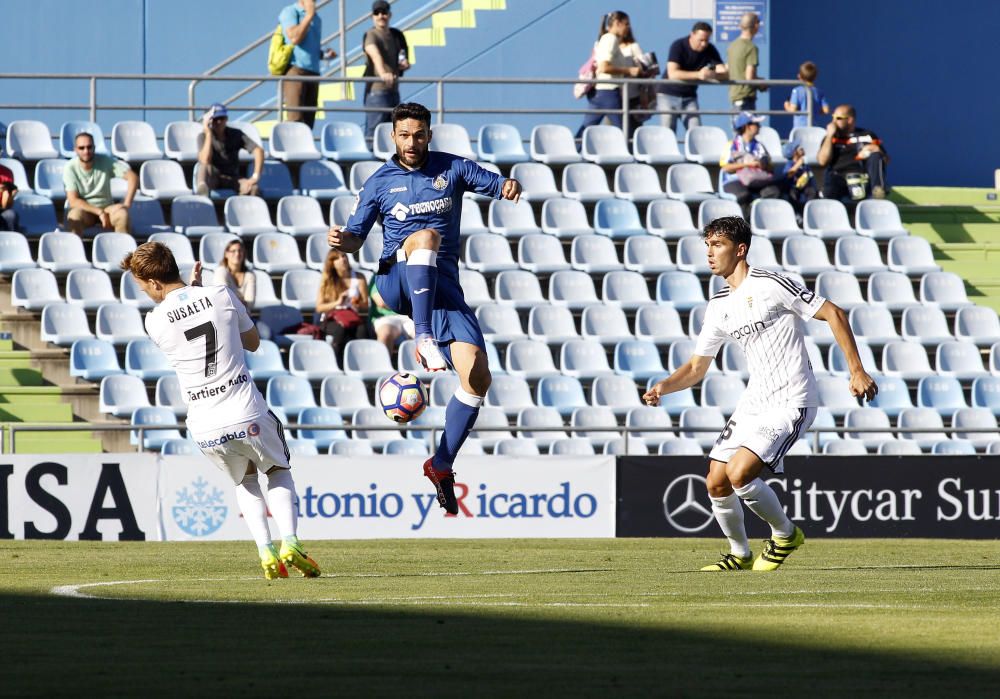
[784,61,830,129]
[363,0,410,140]
[279,0,336,129]
[779,138,818,216]
[369,277,415,355]
[0,163,18,231]
[213,239,256,311]
[719,112,780,219]
[657,21,728,134]
[727,12,766,119]
[316,249,369,366]
[618,24,659,137]
[576,11,644,139]
[196,103,265,197]
[817,104,890,201]
[63,132,137,236]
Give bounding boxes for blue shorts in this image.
[375,260,486,352]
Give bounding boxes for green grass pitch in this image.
[2,538,999,696]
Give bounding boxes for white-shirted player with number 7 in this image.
[643,217,878,571]
[122,241,321,580]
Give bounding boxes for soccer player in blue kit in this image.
[327,102,522,516]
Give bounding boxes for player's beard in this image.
[397,145,427,169]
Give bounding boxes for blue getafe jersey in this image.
[345,152,505,277]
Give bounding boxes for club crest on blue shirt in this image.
[432,174,448,190]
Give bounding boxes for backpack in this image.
[573,50,597,99]
[267,24,294,76]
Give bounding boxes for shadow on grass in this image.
[1,592,997,697]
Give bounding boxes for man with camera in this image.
[657,21,728,134]
[816,104,890,202]
[196,103,265,198]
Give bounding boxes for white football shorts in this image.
[708,406,817,473]
[190,410,291,484]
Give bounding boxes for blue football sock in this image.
[433,387,484,471]
[405,248,438,337]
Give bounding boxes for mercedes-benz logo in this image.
[662,474,715,533]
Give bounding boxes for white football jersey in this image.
[145,284,268,433]
[694,267,826,411]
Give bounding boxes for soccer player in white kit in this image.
[643,217,878,571]
[121,242,321,580]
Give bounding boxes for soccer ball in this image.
[378,372,428,423]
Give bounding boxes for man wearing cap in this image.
[719,111,779,219]
[0,163,18,231]
[279,0,336,129]
[363,0,410,140]
[657,22,728,135]
[63,131,138,236]
[196,103,265,197]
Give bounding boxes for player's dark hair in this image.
[120,241,182,283]
[391,102,431,128]
[692,21,712,35]
[703,216,752,249]
[798,61,818,83]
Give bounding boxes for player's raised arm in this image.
[642,355,714,406]
[327,225,364,254]
[813,300,878,401]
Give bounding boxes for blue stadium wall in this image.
[3,0,996,186]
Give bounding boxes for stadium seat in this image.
[954,306,1000,347]
[328,194,357,227]
[580,125,633,165]
[488,198,541,238]
[886,236,940,276]
[266,375,318,419]
[533,375,586,419]
[815,271,866,310]
[917,376,967,413]
[719,342,749,380]
[971,376,1000,416]
[562,163,612,202]
[465,407,511,449]
[665,163,716,203]
[124,338,172,380]
[464,234,518,274]
[224,195,276,236]
[631,124,684,164]
[609,340,664,384]
[756,126,786,166]
[147,232,195,266]
[992,342,1000,376]
[486,375,535,418]
[743,237,780,271]
[641,376,695,418]
[828,341,879,377]
[560,338,614,379]
[935,341,987,379]
[845,407,894,449]
[477,123,529,164]
[504,340,559,380]
[613,163,665,202]
[286,339,339,380]
[40,303,93,346]
[656,271,705,311]
[428,123,475,160]
[571,235,622,274]
[454,269,490,309]
[255,304,303,346]
[476,303,525,344]
[252,233,305,273]
[582,305,633,346]
[645,199,699,240]
[785,439,812,456]
[329,439,375,456]
[815,374,861,417]
[950,407,997,448]
[320,121,372,161]
[458,203,488,239]
[161,120,201,162]
[393,340,432,382]
[294,160,347,200]
[699,374,746,415]
[195,232,238,271]
[491,438,538,456]
[866,271,921,311]
[130,406,183,451]
[802,199,855,240]
[678,407,726,448]
[321,375,372,412]
[426,374,460,409]
[676,235,712,274]
[516,407,569,450]
[834,236,887,276]
[110,121,163,162]
[571,406,619,447]
[351,407,403,450]
[349,161,382,193]
[527,305,578,346]
[99,374,150,418]
[687,303,707,338]
[60,121,109,158]
[750,199,803,240]
[788,126,825,165]
[593,199,645,239]
[548,270,599,310]
[279,438,317,456]
[855,200,908,239]
[657,438,703,455]
[169,195,223,239]
[356,229,384,272]
[901,306,954,346]
[510,162,561,202]
[229,122,264,163]
[529,124,582,164]
[5,120,58,160]
[152,375,186,418]
[268,122,321,162]
[623,406,674,449]
[0,231,36,274]
[683,125,728,164]
[878,341,932,381]
[823,439,868,455]
[339,339,393,381]
[11,268,62,311]
[371,123,393,160]
[160,438,198,456]
[517,234,570,274]
[33,159,66,200]
[240,340,286,382]
[622,236,674,275]
[866,375,914,418]
[13,193,59,234]
[69,338,123,382]
[279,269,321,311]
[667,339,715,374]
[930,439,976,455]
[126,196,171,236]
[602,270,652,309]
[697,199,742,229]
[92,304,143,347]
[848,306,899,346]
[781,235,830,276]
[0,160,33,199]
[546,438,594,456]
[276,195,327,238]
[896,407,947,449]
[634,305,687,345]
[920,271,972,311]
[65,268,117,310]
[296,406,347,450]
[254,160,294,200]
[138,160,191,200]
[878,439,923,456]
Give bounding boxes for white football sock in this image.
[733,478,795,538]
[710,492,751,559]
[235,472,272,549]
[266,467,298,539]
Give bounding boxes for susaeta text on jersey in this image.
[166,296,214,323]
[187,372,250,402]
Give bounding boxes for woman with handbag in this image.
[316,249,369,366]
[720,111,781,219]
[575,11,643,138]
[213,239,256,310]
[618,26,658,138]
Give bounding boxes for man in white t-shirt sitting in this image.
[121,241,321,580]
[643,216,878,572]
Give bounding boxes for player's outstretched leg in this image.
[235,468,288,579]
[702,462,753,571]
[404,232,447,371]
[266,467,321,577]
[753,526,805,572]
[732,472,803,571]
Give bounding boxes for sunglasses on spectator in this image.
[76,145,95,150]
[373,9,389,15]
[833,115,850,120]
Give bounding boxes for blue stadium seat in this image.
[593,198,645,238]
[99,374,151,417]
[683,125,728,164]
[917,376,967,414]
[320,121,372,161]
[130,406,183,451]
[252,233,305,273]
[886,235,939,276]
[0,231,36,274]
[510,162,561,201]
[936,340,987,380]
[269,122,321,162]
[504,339,560,380]
[60,121,109,158]
[155,375,186,418]
[867,271,921,311]
[476,303,525,344]
[550,438,596,455]
[536,375,588,418]
[129,196,172,235]
[614,340,666,382]
[297,160,348,200]
[139,160,191,200]
[582,305,633,346]
[162,121,201,162]
[548,270,600,310]
[866,375,913,418]
[256,160,296,200]
[560,339,614,379]
[40,303,93,346]
[266,375,318,419]
[13,193,59,235]
[280,268,321,311]
[571,406,619,447]
[623,236,675,274]
[488,199,540,238]
[111,121,163,162]
[632,125,684,165]
[971,376,1000,416]
[855,200,908,239]
[95,303,146,346]
[342,339,394,380]
[288,339,340,380]
[6,120,58,160]
[33,159,66,200]
[542,197,595,239]
[161,438,199,456]
[954,306,1000,347]
[516,407,568,449]
[571,235,623,274]
[931,439,976,456]
[517,234,570,274]
[244,340,287,381]
[486,375,535,418]
[464,234,519,274]
[602,270,652,309]
[124,338,172,380]
[477,123,529,165]
[349,161,382,193]
[656,271,705,311]
[70,338,123,381]
[529,124,582,165]
[225,195,277,236]
[256,305,304,346]
[581,125,633,165]
[528,305,579,346]
[171,195,225,238]
[0,157,32,193]
[297,406,347,450]
[896,408,947,449]
[803,199,855,240]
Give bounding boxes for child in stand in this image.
[784,61,830,130]
[780,139,818,219]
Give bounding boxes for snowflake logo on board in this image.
[172,477,228,536]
